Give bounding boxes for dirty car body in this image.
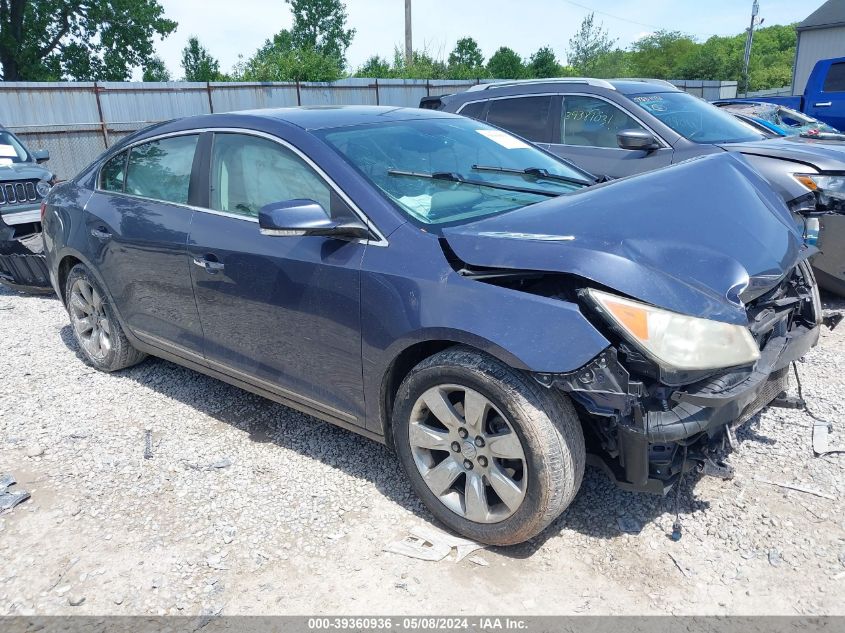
[42,107,822,544]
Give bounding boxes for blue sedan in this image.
[42,106,822,544]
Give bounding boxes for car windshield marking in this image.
[386,169,561,197]
[471,164,593,187]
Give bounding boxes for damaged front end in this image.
[536,261,823,494]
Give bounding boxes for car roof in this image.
[446,77,681,103]
[233,105,461,130]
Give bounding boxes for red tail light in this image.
[40,200,47,222]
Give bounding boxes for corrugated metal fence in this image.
[0,77,738,180]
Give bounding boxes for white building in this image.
[793,0,845,94]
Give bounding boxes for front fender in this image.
[360,225,610,435]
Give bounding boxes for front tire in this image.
[392,346,585,545]
[65,264,146,372]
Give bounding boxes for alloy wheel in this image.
[408,384,528,523]
[68,279,112,360]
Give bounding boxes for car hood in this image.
[441,153,809,325]
[720,136,845,171]
[0,161,51,181]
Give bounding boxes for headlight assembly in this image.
[586,289,760,371]
[35,180,52,198]
[793,173,845,207]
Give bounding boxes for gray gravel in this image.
[0,283,843,616]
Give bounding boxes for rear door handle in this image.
[814,101,832,107]
[193,255,225,273]
[90,227,112,240]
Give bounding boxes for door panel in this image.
[188,215,366,421]
[188,132,366,422]
[548,94,673,177]
[84,135,203,354]
[807,61,845,130]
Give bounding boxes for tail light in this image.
[40,200,47,222]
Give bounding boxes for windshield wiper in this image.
[471,164,592,186]
[386,169,561,197]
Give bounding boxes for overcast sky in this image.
[150,0,820,78]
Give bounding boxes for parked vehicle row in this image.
[424,77,845,295]
[39,104,836,545]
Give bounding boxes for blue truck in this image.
[752,57,845,131]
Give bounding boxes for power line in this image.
[560,0,667,31]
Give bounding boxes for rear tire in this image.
[392,346,585,545]
[64,264,146,372]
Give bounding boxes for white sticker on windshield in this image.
[0,144,17,158]
[475,129,530,149]
[0,158,11,166]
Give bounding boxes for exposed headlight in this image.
[586,289,760,371]
[35,180,52,197]
[793,173,845,206]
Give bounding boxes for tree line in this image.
[1,0,797,92]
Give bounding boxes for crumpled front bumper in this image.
[644,323,819,443]
[543,262,824,494]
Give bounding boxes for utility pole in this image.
[742,0,764,96]
[405,0,413,66]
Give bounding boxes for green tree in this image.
[181,36,221,81]
[590,48,633,78]
[238,30,342,82]
[487,47,525,79]
[286,0,355,68]
[239,0,355,83]
[355,55,391,77]
[679,24,795,92]
[448,37,484,69]
[566,12,616,75]
[528,46,560,78]
[629,30,697,79]
[0,0,176,81]
[142,55,170,81]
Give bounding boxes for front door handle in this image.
[90,227,112,240]
[193,255,225,273]
[814,101,832,107]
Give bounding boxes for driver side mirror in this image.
[617,129,660,152]
[32,148,50,164]
[258,199,370,240]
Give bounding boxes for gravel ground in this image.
[0,282,843,616]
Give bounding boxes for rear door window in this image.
[485,96,553,142]
[125,135,199,205]
[561,95,648,147]
[100,151,128,192]
[823,62,845,93]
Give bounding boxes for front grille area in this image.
[745,264,818,347]
[0,179,41,205]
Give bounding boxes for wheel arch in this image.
[378,330,538,448]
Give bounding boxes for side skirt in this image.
[127,334,386,447]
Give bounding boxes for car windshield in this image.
[316,117,590,226]
[631,92,765,144]
[0,131,30,164]
[721,102,840,135]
